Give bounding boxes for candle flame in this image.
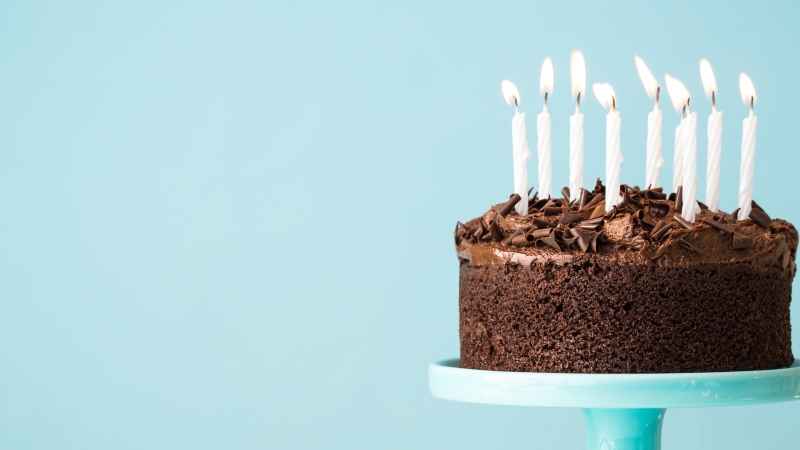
[571,51,586,100]
[592,83,616,110]
[501,80,520,107]
[540,57,554,98]
[634,56,659,99]
[664,74,690,112]
[699,59,717,98]
[739,73,756,105]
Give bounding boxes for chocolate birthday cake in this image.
[456,181,797,373]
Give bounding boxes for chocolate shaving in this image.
[674,186,683,212]
[751,200,764,212]
[677,238,701,253]
[579,189,592,210]
[561,210,585,225]
[530,196,548,210]
[651,219,667,236]
[640,220,655,233]
[702,217,733,235]
[533,218,557,229]
[590,204,606,220]
[561,235,579,248]
[603,206,617,221]
[749,208,771,229]
[648,201,669,218]
[501,229,524,246]
[528,187,535,197]
[592,178,605,196]
[561,187,571,202]
[651,222,675,241]
[530,228,552,239]
[568,228,591,252]
[511,234,534,247]
[537,229,561,251]
[673,214,694,230]
[472,223,484,240]
[697,200,709,210]
[581,221,603,231]
[723,208,740,224]
[581,193,605,211]
[498,194,521,217]
[643,188,667,200]
[541,198,558,209]
[489,216,504,241]
[733,232,753,250]
[544,207,562,216]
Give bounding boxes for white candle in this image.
[681,109,699,222]
[593,83,623,211]
[501,80,533,216]
[665,75,690,194]
[569,51,586,202]
[635,56,663,189]
[538,57,554,200]
[700,59,722,212]
[738,73,758,220]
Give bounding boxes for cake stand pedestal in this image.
[429,358,800,450]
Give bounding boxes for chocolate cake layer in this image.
[456,183,797,373]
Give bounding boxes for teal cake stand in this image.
[429,358,800,450]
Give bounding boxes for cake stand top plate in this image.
[429,358,800,409]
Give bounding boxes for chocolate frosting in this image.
[455,181,798,272]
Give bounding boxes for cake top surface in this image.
[455,180,798,270]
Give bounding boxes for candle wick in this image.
[750,96,754,115]
[681,105,685,120]
[712,91,716,110]
[576,92,581,112]
[514,96,519,114]
[611,96,616,111]
[686,97,691,114]
[544,92,548,111]
[655,86,660,108]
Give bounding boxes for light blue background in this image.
[0,1,797,448]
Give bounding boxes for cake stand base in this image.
[429,358,800,450]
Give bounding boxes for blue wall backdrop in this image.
[0,1,798,448]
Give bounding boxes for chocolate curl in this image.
[677,239,701,253]
[651,219,667,236]
[541,198,557,209]
[589,204,606,220]
[723,208,740,224]
[528,187,535,197]
[560,210,585,225]
[561,187,571,202]
[530,228,553,239]
[673,214,694,230]
[454,221,473,247]
[578,189,592,210]
[603,206,617,221]
[749,208,771,229]
[489,216,504,241]
[697,200,709,210]
[702,217,733,235]
[543,207,562,216]
[733,233,753,250]
[527,191,540,209]
[533,218,557,229]
[498,194,522,217]
[511,234,534,247]
[561,233,579,247]
[640,220,655,233]
[651,222,675,241]
[581,193,605,211]
[643,187,667,200]
[568,228,600,253]
[472,223,484,240]
[751,200,764,212]
[648,202,669,218]
[674,186,683,212]
[667,192,676,202]
[501,229,524,246]
[538,229,561,251]
[592,178,605,196]
[530,197,549,210]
